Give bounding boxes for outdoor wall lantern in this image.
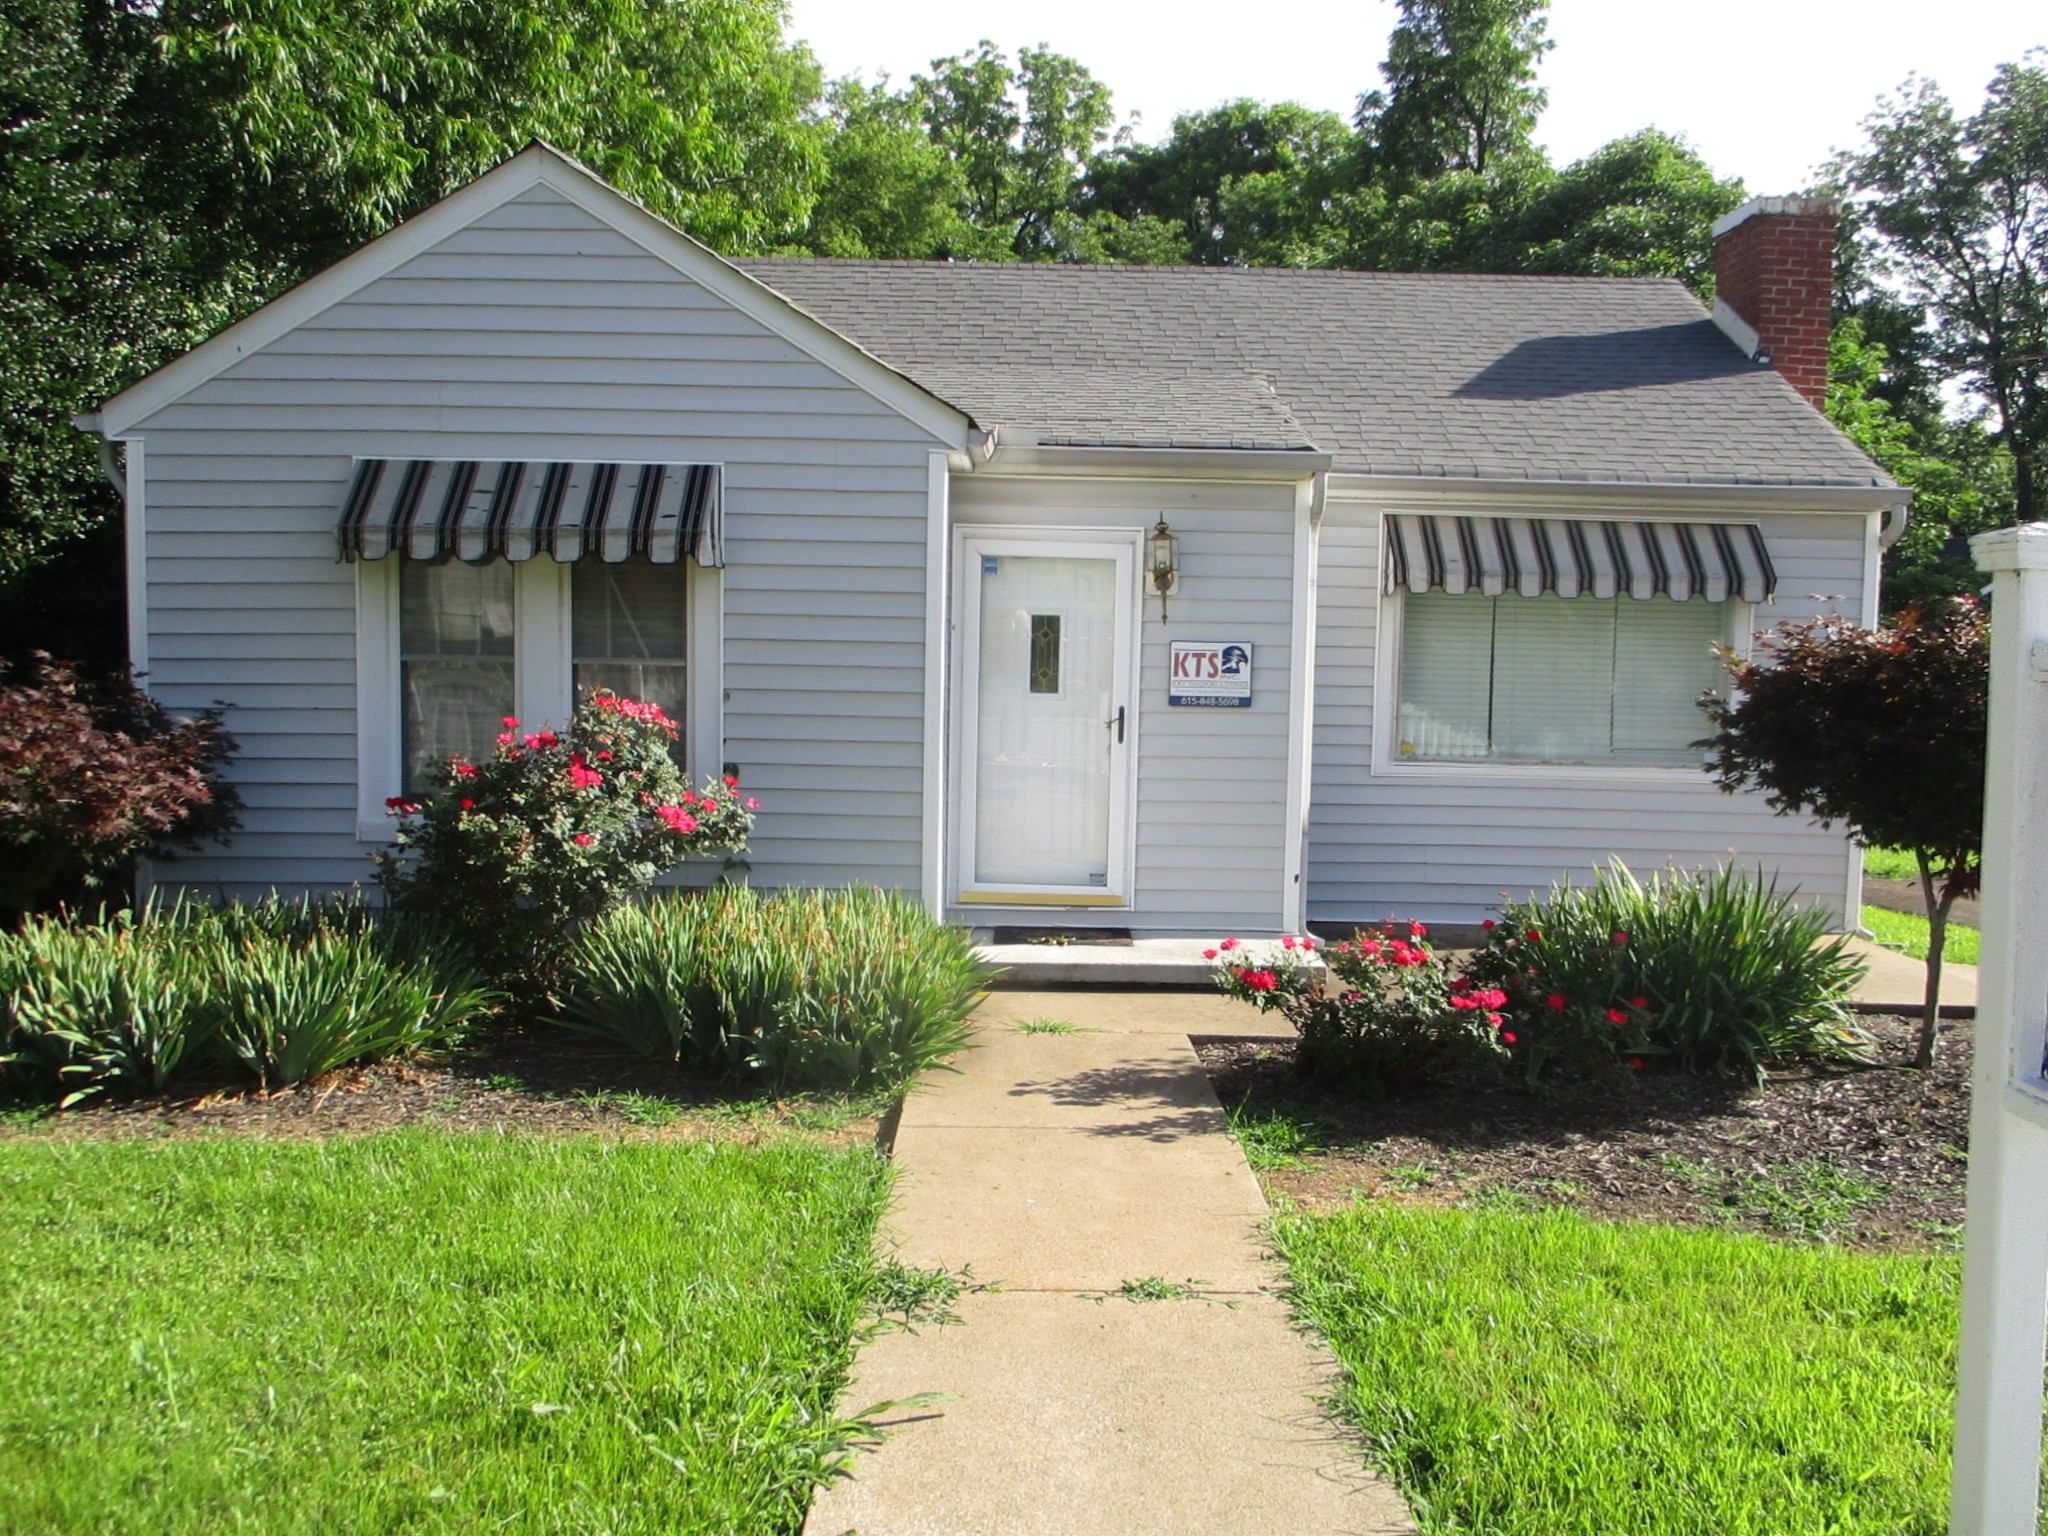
[1148,516,1180,621]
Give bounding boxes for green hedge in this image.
[560,886,988,1091]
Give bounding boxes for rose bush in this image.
[1211,926,1510,1088]
[376,690,755,986]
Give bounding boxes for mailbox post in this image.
[1953,523,2048,1534]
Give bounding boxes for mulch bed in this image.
[1199,1013,1970,1249]
[0,1025,884,1150]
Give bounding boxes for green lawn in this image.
[1277,1204,1963,1536]
[1863,904,1981,966]
[0,1132,889,1535]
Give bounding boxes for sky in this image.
[783,0,2044,196]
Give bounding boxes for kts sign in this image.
[1168,641,1253,707]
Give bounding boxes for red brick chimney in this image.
[1710,196,1838,410]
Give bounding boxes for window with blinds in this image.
[400,561,515,791]
[572,560,688,755]
[1395,591,1727,767]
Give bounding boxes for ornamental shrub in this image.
[0,897,493,1102]
[559,885,989,1092]
[1210,926,1510,1088]
[0,654,240,918]
[376,691,755,987]
[1465,862,1869,1084]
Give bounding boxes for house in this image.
[78,147,1904,936]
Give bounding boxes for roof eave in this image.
[973,441,1333,481]
[1325,471,1909,514]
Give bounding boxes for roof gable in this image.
[94,146,971,447]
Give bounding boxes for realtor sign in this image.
[1168,641,1253,707]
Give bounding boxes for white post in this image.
[1953,523,2048,1534]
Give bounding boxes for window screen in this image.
[573,560,688,753]
[1396,591,1726,766]
[400,560,515,791]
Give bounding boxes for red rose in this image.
[1546,993,1567,1012]
[1629,996,1649,1009]
[1605,1008,1627,1025]
[1501,1031,1518,1044]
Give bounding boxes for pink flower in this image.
[1486,1012,1504,1027]
[459,798,474,811]
[1299,937,1315,953]
[1280,935,1296,950]
[573,833,594,847]
[1629,996,1649,1010]
[1606,1008,1628,1026]
[1409,921,1427,938]
[1243,970,1278,992]
[1203,948,1219,960]
[1481,919,1496,930]
[1525,928,1543,943]
[744,797,759,810]
[1546,993,1567,1012]
[1501,1031,1518,1045]
[1611,931,1629,946]
[654,804,698,836]
[567,754,604,791]
[502,716,519,729]
[724,774,739,788]
[496,732,515,746]
[1218,937,1240,952]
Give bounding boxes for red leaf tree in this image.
[1700,598,1988,1067]
[0,655,241,918]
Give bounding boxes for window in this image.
[400,560,514,790]
[1395,590,1727,767]
[572,560,688,752]
[1028,613,1062,694]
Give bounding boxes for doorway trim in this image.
[952,524,1140,908]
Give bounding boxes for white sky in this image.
[784,0,2044,195]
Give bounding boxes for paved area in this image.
[804,991,1414,1536]
[1840,934,1977,1014]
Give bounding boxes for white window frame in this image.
[1370,581,1754,783]
[355,556,722,840]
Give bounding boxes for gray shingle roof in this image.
[734,260,1892,489]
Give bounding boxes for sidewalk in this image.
[804,990,1413,1536]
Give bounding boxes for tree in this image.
[2,0,828,580]
[1333,130,1742,294]
[1839,61,2048,522]
[1355,0,1552,188]
[806,76,973,259]
[1825,316,2011,610]
[1699,599,1989,1068]
[910,40,1118,260]
[1083,99,1351,265]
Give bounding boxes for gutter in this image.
[1326,471,1912,517]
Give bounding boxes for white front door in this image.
[956,532,1135,905]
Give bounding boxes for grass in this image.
[0,1132,890,1535]
[1863,904,1981,966]
[1111,1276,1203,1302]
[1277,1204,1963,1536]
[1226,1100,1327,1170]
[1013,1017,1082,1035]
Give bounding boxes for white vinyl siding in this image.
[1396,591,1726,767]
[129,181,947,897]
[1308,502,1867,926]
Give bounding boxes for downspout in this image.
[74,412,125,497]
[1879,500,1910,549]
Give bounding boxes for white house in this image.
[79,148,1905,937]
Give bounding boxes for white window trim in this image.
[355,556,722,841]
[1369,583,1755,784]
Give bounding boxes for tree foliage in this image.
[1838,61,2048,523]
[1356,0,1552,186]
[1699,599,1988,1066]
[0,654,241,918]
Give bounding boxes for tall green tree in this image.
[1084,100,1351,265]
[910,41,1118,260]
[1,0,828,584]
[1355,0,1552,186]
[1838,61,2048,522]
[806,76,972,259]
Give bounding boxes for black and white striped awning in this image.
[338,460,723,567]
[1384,515,1774,604]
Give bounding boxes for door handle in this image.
[1106,705,1125,744]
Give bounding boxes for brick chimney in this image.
[1709,196,1838,410]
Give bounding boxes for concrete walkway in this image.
[805,990,1414,1536]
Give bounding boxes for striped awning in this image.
[1383,515,1774,604]
[337,460,723,567]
